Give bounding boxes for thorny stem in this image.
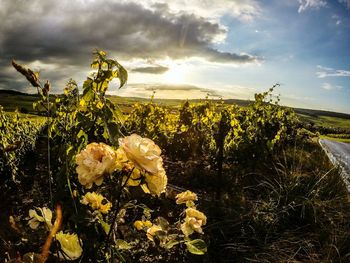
[104,168,134,254]
[216,115,225,200]
[46,94,53,208]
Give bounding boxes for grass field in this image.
[1,89,350,140]
[319,135,350,143]
[299,114,350,131]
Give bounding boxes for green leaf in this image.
[100,220,111,235]
[82,88,94,102]
[116,62,128,88]
[164,239,180,249]
[107,122,120,142]
[156,216,170,231]
[77,129,88,144]
[115,239,133,250]
[185,239,207,255]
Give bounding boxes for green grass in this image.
[0,91,39,114]
[299,114,350,131]
[320,135,350,143]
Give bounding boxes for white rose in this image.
[56,231,83,260]
[176,190,198,205]
[28,207,52,229]
[118,134,162,174]
[180,208,207,237]
[76,143,117,188]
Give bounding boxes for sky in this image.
[0,0,349,113]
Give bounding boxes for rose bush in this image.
[15,52,207,262]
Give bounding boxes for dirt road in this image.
[319,139,350,190]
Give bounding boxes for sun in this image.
[161,62,187,84]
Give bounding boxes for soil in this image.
[0,133,51,261]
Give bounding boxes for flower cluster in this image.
[180,208,207,237]
[133,218,164,242]
[176,191,207,237]
[131,189,207,252]
[75,134,168,196]
[175,190,198,207]
[26,135,206,260]
[80,192,112,214]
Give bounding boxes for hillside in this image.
[1,89,350,132]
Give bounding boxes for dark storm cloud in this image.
[0,0,259,92]
[131,66,169,74]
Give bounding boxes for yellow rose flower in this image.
[115,147,129,171]
[176,190,198,206]
[142,167,167,197]
[76,143,117,188]
[56,231,83,260]
[28,207,52,229]
[124,167,142,187]
[146,225,163,241]
[133,220,152,231]
[180,208,207,237]
[118,134,162,174]
[80,192,112,214]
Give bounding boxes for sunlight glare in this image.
[161,62,187,84]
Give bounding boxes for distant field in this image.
[1,89,350,138]
[298,114,350,131]
[0,90,39,114]
[4,111,46,121]
[320,135,350,143]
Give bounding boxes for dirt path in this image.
[319,139,350,190]
[0,133,50,261]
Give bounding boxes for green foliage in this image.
[226,86,299,165]
[126,86,298,165]
[0,107,42,180]
[10,51,207,262]
[124,101,176,152]
[185,239,207,255]
[5,50,349,263]
[30,51,129,202]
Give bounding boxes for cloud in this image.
[331,14,341,25]
[338,0,350,8]
[297,0,327,13]
[116,83,222,99]
[316,65,350,78]
[0,0,260,92]
[131,66,169,74]
[143,84,222,96]
[322,82,343,90]
[136,0,261,22]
